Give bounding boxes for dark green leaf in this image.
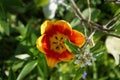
[0,20,9,36]
[37,53,48,78]
[12,61,24,72]
[0,3,6,19]
[73,68,85,80]
[8,68,16,80]
[16,60,37,80]
[0,0,25,13]
[16,21,26,37]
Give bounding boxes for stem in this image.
[70,0,85,20]
[106,33,120,38]
[87,0,91,22]
[81,21,87,37]
[83,29,96,49]
[70,0,120,38]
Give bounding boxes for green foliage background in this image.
[0,0,120,80]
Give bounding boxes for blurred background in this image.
[0,0,120,80]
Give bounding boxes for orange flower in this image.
[36,20,85,67]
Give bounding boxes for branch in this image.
[83,29,96,49]
[70,0,111,32]
[87,0,91,22]
[70,0,120,38]
[104,32,120,38]
[70,0,85,20]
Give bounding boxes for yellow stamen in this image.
[50,33,67,53]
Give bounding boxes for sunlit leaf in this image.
[65,39,80,54]
[34,0,49,7]
[70,18,80,28]
[15,54,30,60]
[115,8,120,16]
[82,8,101,22]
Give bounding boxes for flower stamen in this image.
[50,33,67,53]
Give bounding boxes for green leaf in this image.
[73,68,85,80]
[0,3,6,19]
[30,32,37,46]
[115,8,120,16]
[0,20,9,36]
[25,20,34,38]
[37,53,48,78]
[82,8,101,22]
[65,39,80,54]
[8,68,16,80]
[34,0,49,7]
[70,18,80,28]
[16,21,26,37]
[0,0,25,13]
[113,20,120,34]
[12,61,24,72]
[16,60,37,80]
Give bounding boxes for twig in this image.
[108,22,118,30]
[83,29,96,49]
[70,0,85,20]
[108,14,120,29]
[70,0,111,32]
[70,0,88,37]
[87,0,93,37]
[81,21,87,37]
[103,14,120,28]
[70,0,120,38]
[104,32,120,38]
[87,0,91,22]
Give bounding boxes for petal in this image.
[36,35,46,54]
[41,20,72,36]
[105,36,120,65]
[112,53,119,65]
[41,20,54,35]
[59,50,74,61]
[36,34,50,54]
[55,20,72,35]
[69,30,85,47]
[45,54,60,67]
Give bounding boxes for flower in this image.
[36,20,85,67]
[105,36,120,65]
[43,0,64,19]
[74,49,96,67]
[82,71,87,79]
[43,0,58,19]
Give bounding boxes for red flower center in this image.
[50,32,67,53]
